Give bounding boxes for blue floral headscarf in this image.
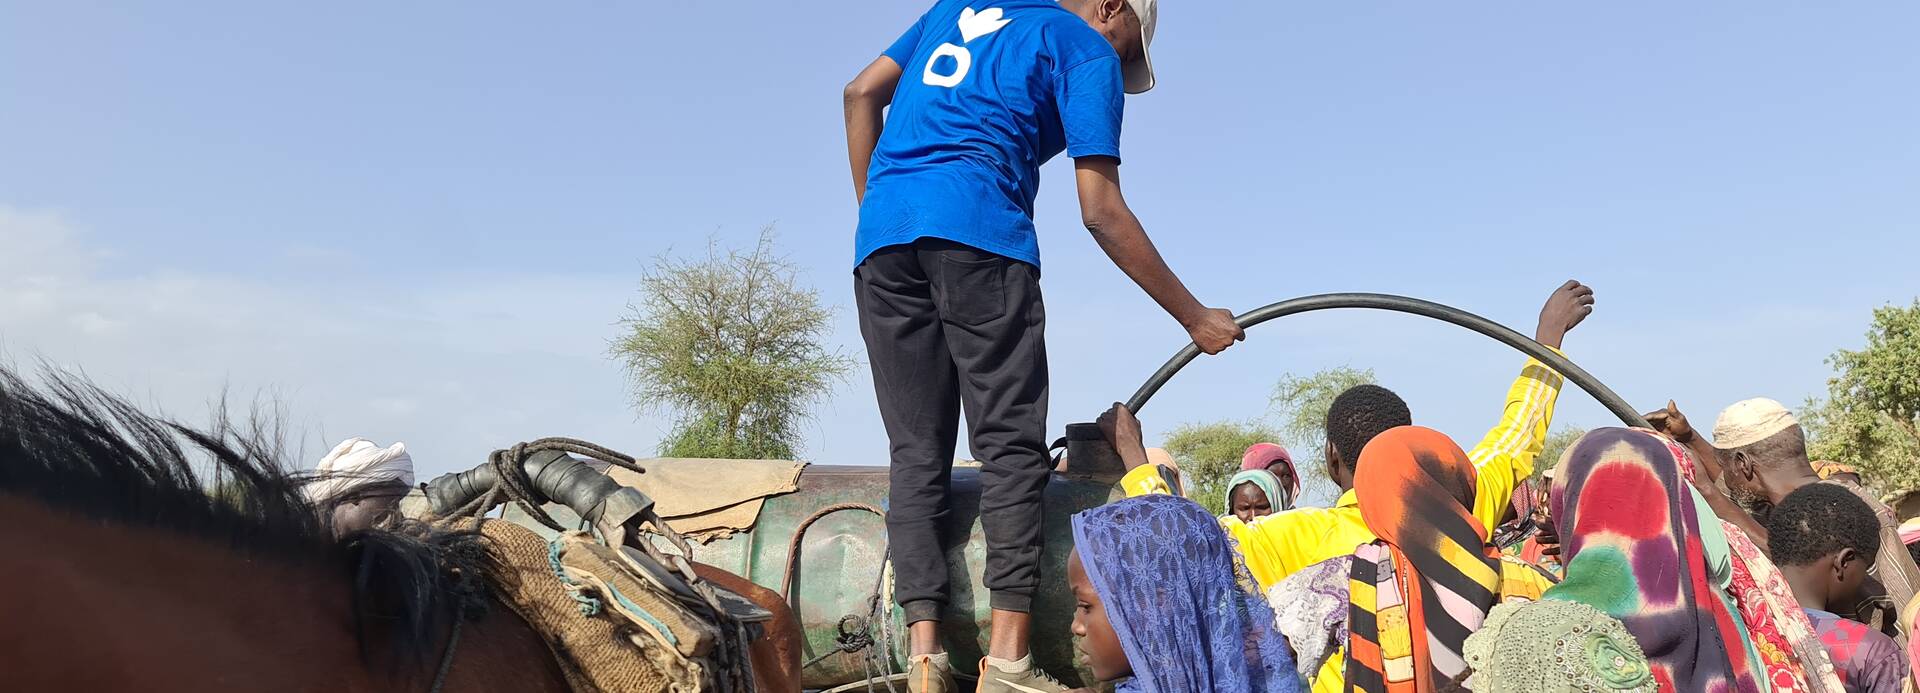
[1072,495,1300,693]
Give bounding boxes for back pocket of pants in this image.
[938,254,1008,327]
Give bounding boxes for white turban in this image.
[1712,398,1798,450]
[304,437,415,504]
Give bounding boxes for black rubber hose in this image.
[424,449,628,522]
[1124,292,1648,428]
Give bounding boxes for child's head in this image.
[1066,548,1130,681]
[1765,482,1882,607]
[1067,494,1298,689]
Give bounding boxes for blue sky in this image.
[3,2,1916,503]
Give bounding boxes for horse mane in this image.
[0,365,496,676]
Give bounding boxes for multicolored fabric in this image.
[1664,433,1843,693]
[1224,469,1286,517]
[1342,426,1501,692]
[1267,555,1352,684]
[1462,598,1656,692]
[1811,460,1858,480]
[1123,357,1567,596]
[1544,427,1763,693]
[1657,426,1845,692]
[1804,608,1910,693]
[1491,477,1542,550]
[1241,442,1300,508]
[1071,495,1299,693]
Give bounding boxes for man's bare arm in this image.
[1645,401,1771,548]
[844,57,903,205]
[1074,156,1243,354]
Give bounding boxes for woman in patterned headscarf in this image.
[1341,426,1557,692]
[1545,427,1766,692]
[1068,494,1299,693]
[1240,442,1300,511]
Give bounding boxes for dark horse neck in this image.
[0,495,570,693]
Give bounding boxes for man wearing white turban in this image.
[305,438,415,537]
[1712,397,1920,645]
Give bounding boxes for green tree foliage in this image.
[1801,300,1920,497]
[1162,420,1284,515]
[1531,425,1588,483]
[612,228,854,459]
[1269,366,1376,502]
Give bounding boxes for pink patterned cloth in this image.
[1724,521,1844,693]
[1656,428,1844,693]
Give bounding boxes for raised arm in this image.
[1073,156,1243,354]
[1465,281,1593,529]
[1645,401,1772,548]
[843,56,903,204]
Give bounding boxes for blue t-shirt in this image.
[854,0,1126,269]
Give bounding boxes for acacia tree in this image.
[1162,420,1284,515]
[612,228,853,459]
[1268,366,1376,503]
[1531,425,1588,483]
[1802,300,1920,496]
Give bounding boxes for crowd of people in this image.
[1061,284,1920,692]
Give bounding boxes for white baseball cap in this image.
[1712,397,1799,449]
[1123,0,1157,94]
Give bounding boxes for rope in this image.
[781,502,899,693]
[450,437,644,530]
[547,538,603,616]
[453,437,757,691]
[425,614,464,693]
[779,502,887,602]
[803,614,876,669]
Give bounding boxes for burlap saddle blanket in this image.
[463,518,770,692]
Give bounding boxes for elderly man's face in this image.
[326,482,408,538]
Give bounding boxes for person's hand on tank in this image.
[1097,402,1151,470]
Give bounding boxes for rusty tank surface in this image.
[504,429,1127,690]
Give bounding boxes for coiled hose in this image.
[1124,292,1648,428]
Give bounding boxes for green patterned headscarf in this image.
[1463,599,1655,692]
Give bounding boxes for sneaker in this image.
[976,656,1069,693]
[907,653,956,693]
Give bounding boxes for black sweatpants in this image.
[854,238,1050,624]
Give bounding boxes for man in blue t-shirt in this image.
[843,1,1243,690]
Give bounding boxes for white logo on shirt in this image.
[922,7,1011,88]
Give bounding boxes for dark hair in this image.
[0,366,492,673]
[1764,482,1881,567]
[1325,384,1412,473]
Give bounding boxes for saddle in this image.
[417,442,770,693]
[467,519,768,693]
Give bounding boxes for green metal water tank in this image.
[506,459,1124,690]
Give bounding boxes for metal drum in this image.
[506,458,1124,689]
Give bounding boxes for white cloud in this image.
[0,205,670,477]
[0,204,1864,487]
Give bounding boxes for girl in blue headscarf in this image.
[1068,494,1301,693]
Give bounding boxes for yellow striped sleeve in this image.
[1117,463,1178,498]
[1466,353,1565,532]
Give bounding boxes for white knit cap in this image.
[1712,398,1798,450]
[304,437,415,504]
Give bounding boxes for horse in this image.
[0,367,802,692]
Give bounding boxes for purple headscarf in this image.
[1072,495,1300,693]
